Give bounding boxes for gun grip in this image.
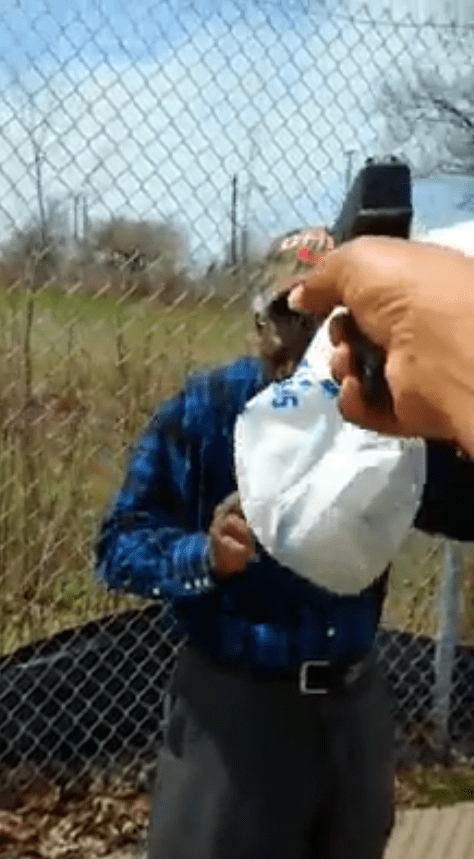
[351,329,393,411]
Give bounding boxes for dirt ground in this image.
[0,778,150,859]
[2,767,474,859]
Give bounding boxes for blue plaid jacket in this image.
[94,356,474,673]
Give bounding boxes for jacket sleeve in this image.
[93,391,217,601]
[413,442,474,541]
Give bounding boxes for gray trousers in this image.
[147,645,395,859]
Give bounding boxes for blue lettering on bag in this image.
[272,382,298,409]
[319,378,340,399]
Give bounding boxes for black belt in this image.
[183,646,374,696]
[295,657,372,694]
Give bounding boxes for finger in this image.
[329,309,371,346]
[287,249,343,315]
[215,492,244,520]
[221,515,255,547]
[337,375,402,436]
[219,535,255,560]
[328,311,351,346]
[330,343,354,385]
[223,492,244,516]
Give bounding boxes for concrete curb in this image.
[386,802,474,859]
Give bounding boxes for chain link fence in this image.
[1,0,474,827]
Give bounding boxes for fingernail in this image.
[288,286,303,310]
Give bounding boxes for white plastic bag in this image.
[415,219,474,256]
[234,309,426,595]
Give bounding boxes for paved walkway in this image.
[385,803,474,859]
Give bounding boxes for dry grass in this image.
[385,530,474,643]
[0,274,255,655]
[0,272,474,655]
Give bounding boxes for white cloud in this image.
[0,1,465,262]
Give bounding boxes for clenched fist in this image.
[209,492,256,579]
[288,236,474,456]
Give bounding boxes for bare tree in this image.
[8,69,109,280]
[377,65,474,177]
[7,71,62,284]
[91,217,187,269]
[87,216,189,300]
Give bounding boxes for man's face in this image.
[255,291,319,380]
[253,226,333,379]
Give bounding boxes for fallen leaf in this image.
[0,810,36,843]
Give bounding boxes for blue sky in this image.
[0,0,473,264]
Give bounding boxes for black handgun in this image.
[332,156,413,409]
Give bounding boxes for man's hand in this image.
[209,492,256,579]
[288,236,474,457]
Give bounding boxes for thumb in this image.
[287,249,344,316]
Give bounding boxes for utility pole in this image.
[345,149,356,192]
[73,194,80,242]
[231,173,237,267]
[241,224,247,265]
[83,194,90,242]
[33,140,47,247]
[433,540,462,754]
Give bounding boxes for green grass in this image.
[396,765,474,807]
[1,277,474,655]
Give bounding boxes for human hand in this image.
[209,491,256,579]
[288,236,474,457]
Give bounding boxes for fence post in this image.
[432,540,462,751]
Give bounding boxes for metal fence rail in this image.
[1,0,474,802]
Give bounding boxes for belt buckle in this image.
[299,660,331,695]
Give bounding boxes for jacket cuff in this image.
[171,532,217,596]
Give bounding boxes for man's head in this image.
[252,227,334,380]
